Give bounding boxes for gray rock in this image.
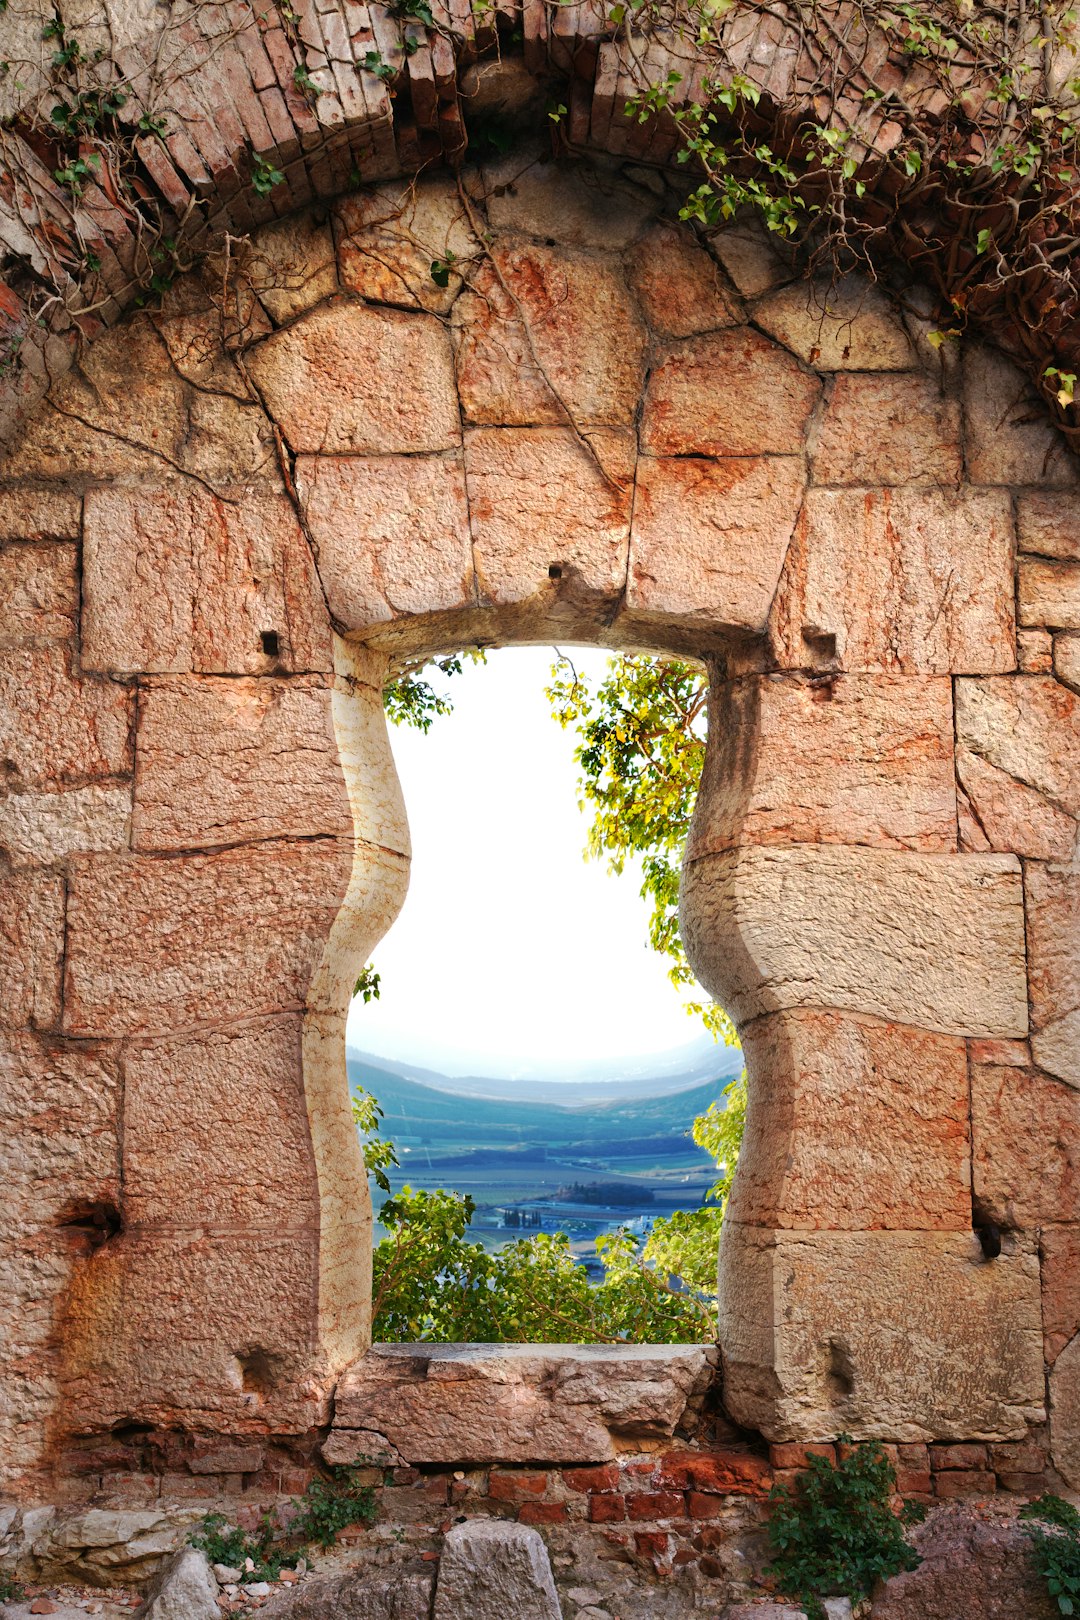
[725,1608,807,1620]
[137,1548,220,1620]
[261,1568,433,1620]
[823,1602,854,1620]
[434,1520,562,1620]
[242,1583,272,1599]
[213,1566,241,1585]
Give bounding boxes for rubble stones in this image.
[432,1520,562,1620]
[136,1549,218,1620]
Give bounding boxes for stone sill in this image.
[328,1342,720,1466]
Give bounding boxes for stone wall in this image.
[0,147,1077,1499]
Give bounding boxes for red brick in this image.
[628,1491,685,1521]
[700,1555,725,1578]
[895,1470,933,1495]
[998,1472,1051,1494]
[933,1470,997,1498]
[489,1470,548,1501]
[519,1502,567,1525]
[672,1548,698,1567]
[687,1491,727,1520]
[658,1449,772,1497]
[423,1476,450,1503]
[622,1460,657,1481]
[930,1443,988,1471]
[897,1443,930,1470]
[563,1464,619,1493]
[588,1494,626,1523]
[634,1531,670,1558]
[769,1442,837,1469]
[393,1467,421,1485]
[989,1441,1048,1473]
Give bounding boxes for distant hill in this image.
[346,1051,731,1155]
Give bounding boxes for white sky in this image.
[345,646,714,1078]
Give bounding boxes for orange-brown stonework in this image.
[0,139,1076,1506]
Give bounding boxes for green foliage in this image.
[765,1439,921,1618]
[291,1467,378,1549]
[188,1512,285,1581]
[371,1184,715,1343]
[50,87,126,138]
[362,50,395,82]
[54,152,101,198]
[0,1573,24,1604]
[293,62,323,98]
[353,964,381,1003]
[692,1069,747,1206]
[383,649,487,732]
[546,652,736,1044]
[1020,1495,1080,1615]
[352,1088,400,1194]
[250,154,285,196]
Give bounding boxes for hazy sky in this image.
[345,646,715,1077]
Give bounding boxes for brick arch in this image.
[1,0,1078,453]
[1,153,1078,1499]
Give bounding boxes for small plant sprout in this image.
[1046,367,1077,407]
[250,153,285,196]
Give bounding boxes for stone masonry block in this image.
[640,328,820,456]
[122,1017,317,1230]
[718,1224,1045,1441]
[1025,863,1080,1090]
[0,874,64,1030]
[1019,557,1080,630]
[681,846,1028,1038]
[132,676,350,849]
[731,1010,970,1230]
[811,373,962,486]
[0,488,81,541]
[1041,1226,1080,1364]
[297,453,473,629]
[956,674,1080,817]
[972,1060,1078,1229]
[0,543,79,646]
[480,151,658,250]
[337,176,477,316]
[62,838,364,1036]
[465,426,635,606]
[246,301,460,454]
[82,486,331,675]
[770,487,1016,673]
[688,673,956,855]
[1051,1331,1080,1489]
[626,455,805,638]
[626,222,739,338]
[1018,492,1080,559]
[752,277,915,370]
[453,244,647,427]
[956,747,1076,860]
[964,344,1078,488]
[0,644,132,791]
[0,785,131,867]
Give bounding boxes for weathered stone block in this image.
[770,488,1016,673]
[0,487,81,541]
[731,1011,970,1230]
[132,676,350,849]
[964,344,1078,488]
[956,747,1075,859]
[332,1344,716,1464]
[246,302,460,453]
[718,1224,1045,1441]
[122,1017,316,1230]
[1018,491,1080,558]
[337,177,477,315]
[0,785,131,866]
[971,1061,1078,1228]
[1055,632,1080,692]
[625,456,804,637]
[465,427,634,606]
[1050,1331,1080,1488]
[1019,556,1080,629]
[82,486,330,675]
[62,839,370,1036]
[0,543,78,645]
[0,875,64,1030]
[249,213,338,324]
[688,673,956,855]
[955,674,1080,851]
[640,328,820,456]
[0,1030,120,1235]
[297,453,473,629]
[710,220,793,297]
[681,846,1028,1038]
[433,1519,561,1620]
[0,644,132,790]
[870,1505,1058,1619]
[453,246,647,427]
[139,1547,219,1620]
[626,223,738,337]
[267,1566,434,1620]
[752,278,914,370]
[1041,1226,1080,1364]
[1024,863,1080,1089]
[811,373,962,486]
[481,152,657,250]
